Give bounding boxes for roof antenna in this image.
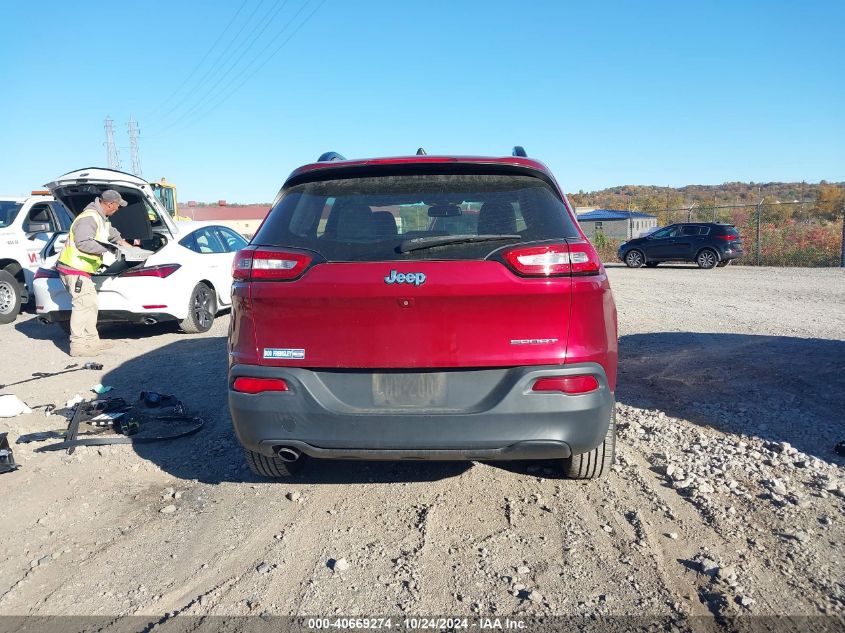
[512,146,527,157]
[416,147,427,155]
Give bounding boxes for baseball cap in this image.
[101,189,128,207]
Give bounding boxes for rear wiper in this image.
[399,234,521,253]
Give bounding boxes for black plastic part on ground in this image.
[34,415,205,452]
[0,433,19,473]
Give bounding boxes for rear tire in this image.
[179,282,216,333]
[624,250,645,268]
[696,249,718,269]
[562,411,616,479]
[244,448,306,478]
[0,269,22,325]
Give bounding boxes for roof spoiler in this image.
[317,152,346,162]
[318,148,527,161]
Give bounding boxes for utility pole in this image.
[128,118,142,177]
[103,117,121,170]
[840,197,845,268]
[801,181,806,221]
[756,199,764,266]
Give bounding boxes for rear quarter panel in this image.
[566,270,618,390]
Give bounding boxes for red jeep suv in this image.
[228,149,618,478]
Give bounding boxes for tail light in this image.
[233,247,312,281]
[501,242,601,276]
[232,377,289,394]
[567,241,602,275]
[532,375,599,394]
[34,268,59,280]
[121,264,181,278]
[715,234,738,241]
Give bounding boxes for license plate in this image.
[372,373,447,407]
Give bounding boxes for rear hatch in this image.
[717,225,743,251]
[238,167,593,369]
[44,167,179,273]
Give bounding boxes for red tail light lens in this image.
[34,267,59,280]
[232,377,289,394]
[502,243,572,276]
[715,234,738,241]
[567,241,602,275]
[233,248,312,281]
[502,242,601,276]
[121,264,181,278]
[532,375,599,394]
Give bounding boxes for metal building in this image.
[576,209,658,240]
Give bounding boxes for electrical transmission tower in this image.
[103,117,122,170]
[128,117,142,177]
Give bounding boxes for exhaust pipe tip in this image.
[142,317,157,325]
[38,318,49,325]
[275,446,302,462]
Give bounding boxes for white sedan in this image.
[33,168,249,333]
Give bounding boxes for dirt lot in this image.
[0,265,843,626]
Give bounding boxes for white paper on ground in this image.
[0,395,32,417]
[65,394,84,408]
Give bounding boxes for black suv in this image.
[618,223,742,269]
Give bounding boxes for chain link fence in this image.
[588,201,844,267]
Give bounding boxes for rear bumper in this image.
[228,363,615,461]
[38,309,178,325]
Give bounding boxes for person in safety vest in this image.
[57,189,136,357]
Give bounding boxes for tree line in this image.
[568,181,845,223]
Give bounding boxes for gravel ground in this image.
[0,264,843,626]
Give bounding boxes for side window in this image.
[51,202,74,230]
[315,197,335,237]
[699,226,711,235]
[288,194,327,237]
[214,227,248,252]
[194,228,227,254]
[509,202,527,232]
[26,203,55,232]
[179,232,199,253]
[681,225,701,236]
[652,226,677,239]
[145,200,161,225]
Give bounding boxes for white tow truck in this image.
[0,192,73,324]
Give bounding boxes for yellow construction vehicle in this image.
[150,178,190,221]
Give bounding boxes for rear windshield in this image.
[253,173,579,261]
[0,201,23,228]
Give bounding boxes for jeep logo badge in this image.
[384,270,426,286]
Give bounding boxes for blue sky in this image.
[1,0,842,202]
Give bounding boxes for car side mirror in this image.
[26,221,52,235]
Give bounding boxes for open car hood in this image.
[45,167,180,241]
